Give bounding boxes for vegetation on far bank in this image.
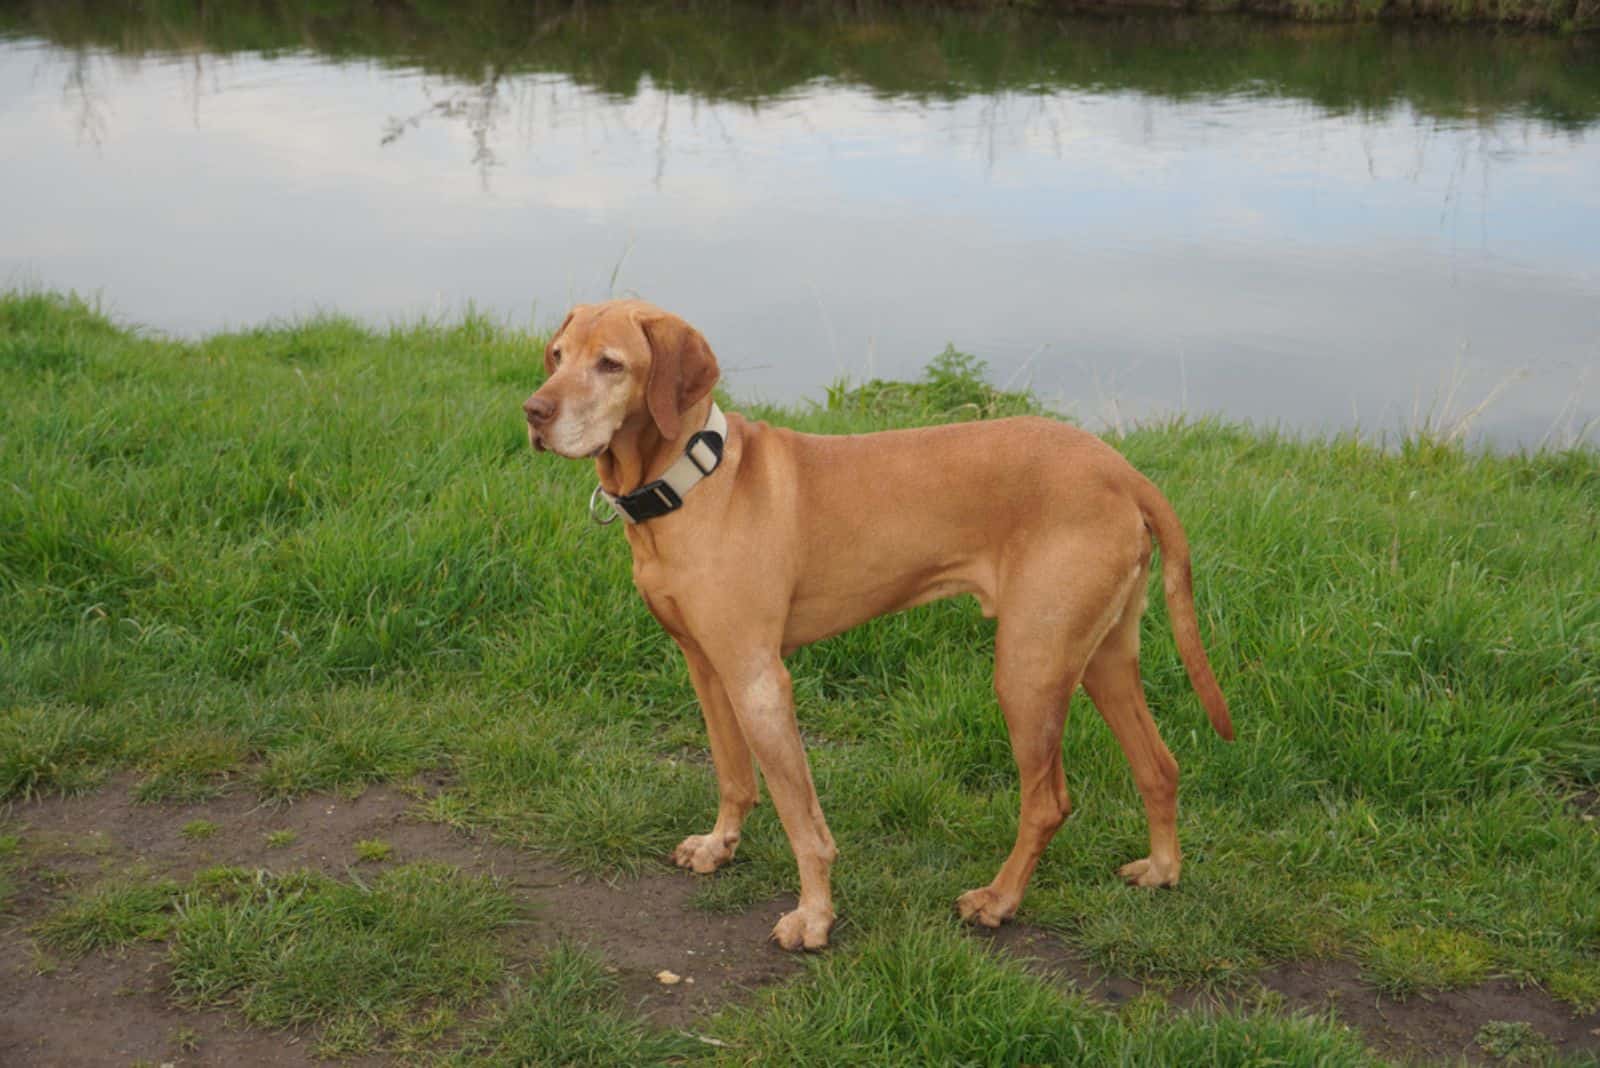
[1,0,1596,123]
[1,289,1597,1062]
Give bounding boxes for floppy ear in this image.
[543,309,577,376]
[640,312,720,440]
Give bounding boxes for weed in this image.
[264,830,297,849]
[180,820,219,841]
[1475,1020,1555,1064]
[170,1025,200,1053]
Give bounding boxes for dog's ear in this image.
[640,311,720,441]
[543,308,578,376]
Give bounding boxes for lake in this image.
[2,2,1597,447]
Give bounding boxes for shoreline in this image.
[1001,0,1596,32]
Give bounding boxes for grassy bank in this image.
[2,289,1597,1062]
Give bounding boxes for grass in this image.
[0,831,21,917]
[443,942,701,1067]
[135,730,248,803]
[34,877,182,956]
[168,864,515,1053]
[714,919,1380,1066]
[33,860,516,1054]
[2,288,1598,1061]
[180,819,218,841]
[354,839,393,863]
[1362,926,1493,997]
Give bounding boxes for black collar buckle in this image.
[684,428,725,477]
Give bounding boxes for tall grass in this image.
[3,289,1598,1058]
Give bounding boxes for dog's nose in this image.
[523,395,555,425]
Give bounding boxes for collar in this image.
[596,403,727,524]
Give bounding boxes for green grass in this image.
[34,877,183,956]
[135,730,248,803]
[2,288,1598,1060]
[354,838,393,863]
[180,819,219,841]
[1362,925,1494,997]
[168,864,515,1053]
[712,919,1380,1066]
[444,942,701,1067]
[0,831,21,917]
[33,861,515,1055]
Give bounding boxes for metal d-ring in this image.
[588,483,620,526]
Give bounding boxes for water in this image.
[2,3,1597,447]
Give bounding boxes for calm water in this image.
[2,3,1598,446]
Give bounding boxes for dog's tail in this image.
[1133,478,1234,742]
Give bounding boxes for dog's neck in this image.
[594,395,716,498]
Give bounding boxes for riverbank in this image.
[1034,0,1597,32]
[2,0,1596,87]
[2,290,1597,1063]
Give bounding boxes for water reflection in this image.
[380,70,509,188]
[7,2,1599,125]
[1,1,1596,446]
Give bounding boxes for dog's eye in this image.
[549,348,562,368]
[597,356,624,374]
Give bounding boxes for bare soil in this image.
[3,779,1595,1066]
[0,776,798,1066]
[984,926,1600,1066]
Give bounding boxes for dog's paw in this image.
[955,886,1018,928]
[671,832,738,874]
[771,906,833,951]
[1117,856,1180,888]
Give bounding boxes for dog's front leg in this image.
[670,641,758,874]
[721,656,837,951]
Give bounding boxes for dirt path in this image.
[2,781,1594,1065]
[0,778,798,1065]
[984,927,1600,1065]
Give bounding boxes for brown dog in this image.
[524,300,1233,950]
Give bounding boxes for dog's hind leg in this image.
[955,657,1076,927]
[956,550,1132,927]
[1081,586,1182,888]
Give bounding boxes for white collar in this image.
[594,403,728,525]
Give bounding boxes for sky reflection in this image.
[2,37,1596,446]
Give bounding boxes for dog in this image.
[524,300,1233,950]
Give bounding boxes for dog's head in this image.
[523,300,720,459]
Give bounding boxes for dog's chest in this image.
[631,562,691,640]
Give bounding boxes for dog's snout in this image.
[523,394,556,425]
